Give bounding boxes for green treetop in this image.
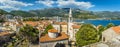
[75,24,99,46]
[43,24,54,35]
[19,24,39,43]
[105,23,115,29]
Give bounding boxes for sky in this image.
[0,0,120,11]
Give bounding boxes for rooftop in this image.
[53,22,61,25]
[23,21,52,27]
[23,21,39,27]
[40,32,68,42]
[72,25,80,29]
[53,22,67,25]
[112,26,120,34]
[0,31,10,36]
[60,22,67,25]
[48,29,58,33]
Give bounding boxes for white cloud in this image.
[57,0,94,9]
[36,0,94,9]
[36,0,54,7]
[0,5,19,10]
[0,0,33,10]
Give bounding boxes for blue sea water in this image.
[74,20,120,26]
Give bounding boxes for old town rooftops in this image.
[23,21,39,26]
[53,22,67,25]
[40,32,68,43]
[0,31,11,36]
[72,25,80,29]
[23,21,52,27]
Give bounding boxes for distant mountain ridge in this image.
[94,11,120,18]
[0,8,120,19]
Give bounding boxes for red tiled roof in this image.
[24,21,39,26]
[0,31,10,36]
[48,29,58,33]
[112,26,120,34]
[54,22,61,25]
[60,22,67,25]
[72,25,80,29]
[53,22,67,25]
[40,32,68,42]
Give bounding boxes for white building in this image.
[48,29,58,38]
[68,8,74,41]
[52,24,61,33]
[72,25,80,41]
[102,26,120,42]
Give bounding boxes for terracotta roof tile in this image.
[53,22,67,25]
[54,22,61,25]
[40,32,68,42]
[0,31,10,36]
[72,25,80,29]
[24,21,39,27]
[112,26,120,34]
[60,22,67,25]
[48,29,58,33]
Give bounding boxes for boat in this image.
[79,21,84,23]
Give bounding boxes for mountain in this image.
[0,8,120,19]
[0,9,8,15]
[29,8,68,17]
[94,11,120,18]
[10,10,37,17]
[29,8,97,19]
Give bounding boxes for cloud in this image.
[36,0,94,9]
[36,0,54,7]
[57,0,94,9]
[0,5,19,10]
[0,0,33,10]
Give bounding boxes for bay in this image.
[74,20,120,26]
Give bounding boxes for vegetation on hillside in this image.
[23,18,40,21]
[0,9,8,15]
[10,10,37,17]
[0,8,98,19]
[94,11,120,18]
[0,9,8,23]
[1,8,120,19]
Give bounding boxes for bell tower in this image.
[68,8,74,41]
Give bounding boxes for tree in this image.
[19,24,39,43]
[75,24,99,46]
[97,25,105,40]
[43,24,54,35]
[106,23,115,29]
[98,25,105,34]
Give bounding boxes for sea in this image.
[74,20,120,26]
